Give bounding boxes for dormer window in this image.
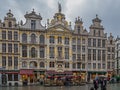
[77,26,80,34]
[8,21,12,27]
[31,20,36,29]
[98,30,100,36]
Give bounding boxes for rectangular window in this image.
[49,36,54,43]
[14,74,18,81]
[112,54,114,59]
[49,62,54,68]
[88,63,91,69]
[57,47,62,58]
[77,63,81,69]
[78,26,80,34]
[107,47,110,52]
[14,31,18,40]
[107,54,110,59]
[98,39,101,47]
[82,46,85,52]
[49,47,54,58]
[2,31,6,39]
[8,74,12,81]
[98,50,101,60]
[22,45,27,57]
[72,63,76,69]
[82,38,85,44]
[88,49,91,61]
[2,43,6,53]
[2,56,6,68]
[93,63,96,69]
[65,48,69,59]
[31,20,36,29]
[72,54,76,61]
[88,38,91,47]
[107,62,110,69]
[93,49,96,60]
[82,63,85,69]
[14,44,18,53]
[8,31,12,40]
[112,62,115,68]
[77,45,81,53]
[102,50,106,61]
[77,38,81,44]
[72,38,76,43]
[82,54,85,61]
[8,56,12,67]
[40,47,45,58]
[14,57,18,69]
[102,63,106,69]
[112,47,115,52]
[93,39,96,47]
[98,63,101,69]
[102,40,105,47]
[58,36,62,43]
[8,44,12,53]
[65,37,69,44]
[72,45,76,52]
[77,54,81,60]
[65,62,69,68]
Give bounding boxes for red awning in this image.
[64,71,73,75]
[46,70,55,74]
[20,69,33,75]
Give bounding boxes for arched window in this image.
[22,33,27,43]
[22,61,27,67]
[31,47,36,58]
[40,62,44,68]
[40,35,45,44]
[31,34,36,43]
[30,61,37,68]
[8,21,12,27]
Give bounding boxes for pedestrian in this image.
[100,78,107,90]
[93,79,99,90]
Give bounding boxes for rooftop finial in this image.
[9,9,11,13]
[58,2,61,13]
[96,14,98,18]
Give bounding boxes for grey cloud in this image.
[0,0,119,37]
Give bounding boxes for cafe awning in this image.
[64,71,73,75]
[20,69,33,75]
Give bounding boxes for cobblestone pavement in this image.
[1,83,120,90]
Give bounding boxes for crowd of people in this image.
[90,78,107,90]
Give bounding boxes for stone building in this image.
[115,36,120,75]
[0,4,115,86]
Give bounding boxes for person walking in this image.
[93,79,99,90]
[100,78,107,90]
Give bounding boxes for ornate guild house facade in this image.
[0,4,115,86]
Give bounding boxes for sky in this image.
[0,0,119,38]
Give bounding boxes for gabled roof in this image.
[24,9,42,20]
